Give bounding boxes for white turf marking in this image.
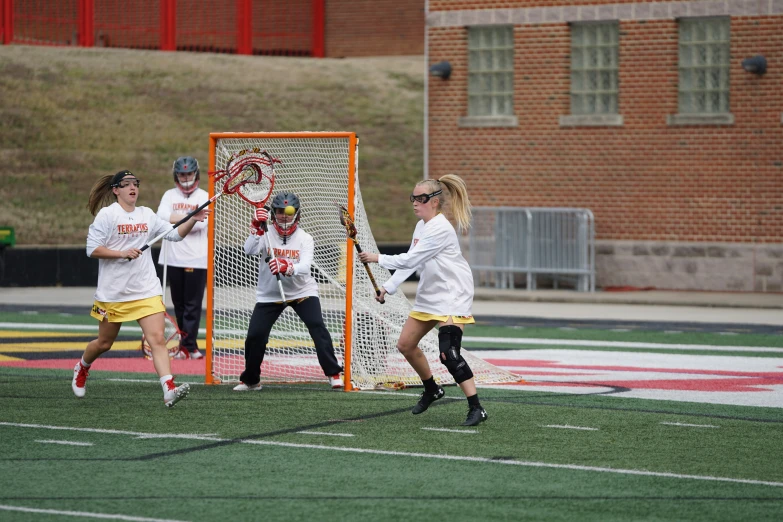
[543,425,598,431]
[35,439,94,446]
[661,422,720,429]
[421,427,478,434]
[463,336,783,353]
[297,431,355,437]
[3,422,782,488]
[0,504,187,522]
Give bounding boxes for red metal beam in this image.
[2,0,13,45]
[79,0,94,47]
[236,0,252,55]
[311,0,325,57]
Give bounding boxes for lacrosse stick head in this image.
[221,150,279,210]
[140,312,182,359]
[337,204,358,242]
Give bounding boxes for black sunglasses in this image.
[409,189,442,204]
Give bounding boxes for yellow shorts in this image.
[90,296,165,323]
[408,311,475,325]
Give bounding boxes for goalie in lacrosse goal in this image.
[206,132,519,391]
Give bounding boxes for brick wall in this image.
[427,0,783,291]
[326,0,424,57]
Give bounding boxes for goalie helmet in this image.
[172,156,200,195]
[270,192,301,240]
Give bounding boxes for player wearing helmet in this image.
[156,156,209,360]
[234,192,344,391]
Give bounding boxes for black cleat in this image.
[411,386,445,414]
[461,406,488,426]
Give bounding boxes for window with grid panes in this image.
[468,26,514,117]
[570,22,618,115]
[678,18,730,114]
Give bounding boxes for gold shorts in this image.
[90,296,165,323]
[408,311,475,324]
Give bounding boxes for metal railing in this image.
[463,207,595,292]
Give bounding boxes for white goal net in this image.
[207,132,520,390]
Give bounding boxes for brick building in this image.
[426,0,783,292]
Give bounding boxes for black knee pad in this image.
[438,325,473,384]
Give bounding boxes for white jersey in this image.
[378,213,474,317]
[86,202,183,303]
[156,187,209,269]
[244,226,319,303]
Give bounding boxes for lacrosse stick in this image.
[133,153,267,258]
[337,204,383,303]
[237,150,285,301]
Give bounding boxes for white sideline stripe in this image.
[463,336,783,353]
[421,427,478,434]
[3,422,782,488]
[35,439,94,446]
[0,505,187,522]
[297,431,355,437]
[2,322,781,353]
[661,422,720,429]
[543,425,598,431]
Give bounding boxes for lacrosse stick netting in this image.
[206,133,520,390]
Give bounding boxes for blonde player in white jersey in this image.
[359,174,487,426]
[72,170,210,407]
[233,192,344,391]
[157,156,209,360]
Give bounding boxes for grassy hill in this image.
[0,45,424,245]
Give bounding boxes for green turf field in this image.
[1,314,782,521]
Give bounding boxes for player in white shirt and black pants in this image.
[73,170,210,407]
[233,192,343,391]
[157,156,209,359]
[359,175,487,426]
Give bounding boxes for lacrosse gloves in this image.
[268,258,294,276]
[250,207,269,236]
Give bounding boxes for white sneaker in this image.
[190,349,204,360]
[72,362,89,398]
[163,380,190,408]
[328,374,343,389]
[233,382,263,391]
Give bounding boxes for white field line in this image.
[543,425,599,431]
[0,505,187,522]
[2,422,782,488]
[1,322,781,353]
[661,422,720,429]
[421,427,478,434]
[463,336,783,353]
[35,439,94,446]
[297,431,355,437]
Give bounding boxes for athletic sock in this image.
[80,358,91,368]
[422,376,439,394]
[467,394,481,408]
[160,374,174,392]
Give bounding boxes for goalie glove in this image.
[250,208,269,236]
[268,257,294,276]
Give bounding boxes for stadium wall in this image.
[0,0,425,57]
[426,0,783,292]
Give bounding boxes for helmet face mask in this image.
[172,156,200,195]
[270,192,301,238]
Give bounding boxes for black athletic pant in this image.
[167,267,207,353]
[240,296,342,386]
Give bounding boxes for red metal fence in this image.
[0,0,325,57]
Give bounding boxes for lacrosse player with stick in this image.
[234,191,344,391]
[358,175,487,426]
[156,156,209,360]
[72,170,210,407]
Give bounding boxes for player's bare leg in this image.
[138,312,190,407]
[396,316,438,380]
